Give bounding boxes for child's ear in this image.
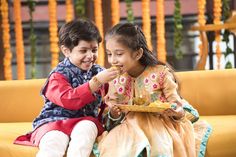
[135,48,143,60]
[60,45,70,57]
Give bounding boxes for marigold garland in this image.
[156,0,166,62]
[65,0,74,22]
[13,0,25,80]
[0,0,12,80]
[94,0,105,66]
[111,0,120,26]
[48,0,59,68]
[142,0,152,50]
[197,0,206,69]
[214,0,222,69]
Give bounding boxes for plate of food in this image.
[118,100,172,113]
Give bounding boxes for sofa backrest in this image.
[177,69,236,116]
[0,69,235,122]
[0,79,45,122]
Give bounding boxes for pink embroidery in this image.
[158,72,166,88]
[113,78,118,85]
[150,73,157,80]
[144,78,149,85]
[119,76,126,84]
[152,83,158,90]
[117,86,124,94]
[159,93,167,102]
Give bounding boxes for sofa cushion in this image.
[0,123,37,157]
[1,115,236,157]
[201,115,236,157]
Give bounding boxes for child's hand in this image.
[163,105,185,120]
[96,68,120,84]
[109,105,122,119]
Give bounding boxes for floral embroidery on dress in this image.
[119,76,126,84]
[144,77,149,85]
[152,83,159,90]
[158,72,165,89]
[113,78,118,85]
[117,85,125,94]
[150,73,157,81]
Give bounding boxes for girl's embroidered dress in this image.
[97,65,212,157]
[14,58,106,147]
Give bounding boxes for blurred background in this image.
[0,0,235,80]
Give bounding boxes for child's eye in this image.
[106,53,112,57]
[117,53,122,56]
[79,50,87,53]
[92,49,98,53]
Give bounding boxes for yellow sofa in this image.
[0,69,236,157]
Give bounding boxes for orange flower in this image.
[156,0,166,62]
[13,0,25,80]
[94,0,105,66]
[66,0,74,22]
[111,0,120,26]
[142,0,152,50]
[0,0,12,80]
[48,0,59,68]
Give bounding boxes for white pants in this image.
[36,120,98,157]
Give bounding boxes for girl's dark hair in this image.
[59,19,102,51]
[105,23,165,66]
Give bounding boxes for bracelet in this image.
[108,110,122,121]
[92,76,102,87]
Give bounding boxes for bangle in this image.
[108,110,122,121]
[92,76,102,87]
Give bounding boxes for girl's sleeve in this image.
[161,67,199,123]
[44,72,96,110]
[161,67,182,103]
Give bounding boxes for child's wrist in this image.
[108,110,122,121]
[89,76,103,92]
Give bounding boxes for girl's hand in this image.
[163,105,185,120]
[96,68,120,84]
[109,105,122,119]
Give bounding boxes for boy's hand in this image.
[96,68,120,84]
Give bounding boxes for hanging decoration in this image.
[156,0,166,62]
[213,0,222,69]
[125,0,134,23]
[75,0,85,18]
[222,0,233,69]
[196,0,207,70]
[141,0,152,50]
[65,0,74,22]
[0,0,12,80]
[111,0,120,26]
[27,0,37,78]
[48,0,59,68]
[14,0,25,80]
[94,0,105,66]
[173,0,183,59]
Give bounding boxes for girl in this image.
[14,19,119,157]
[97,23,212,157]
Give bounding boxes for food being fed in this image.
[110,65,121,74]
